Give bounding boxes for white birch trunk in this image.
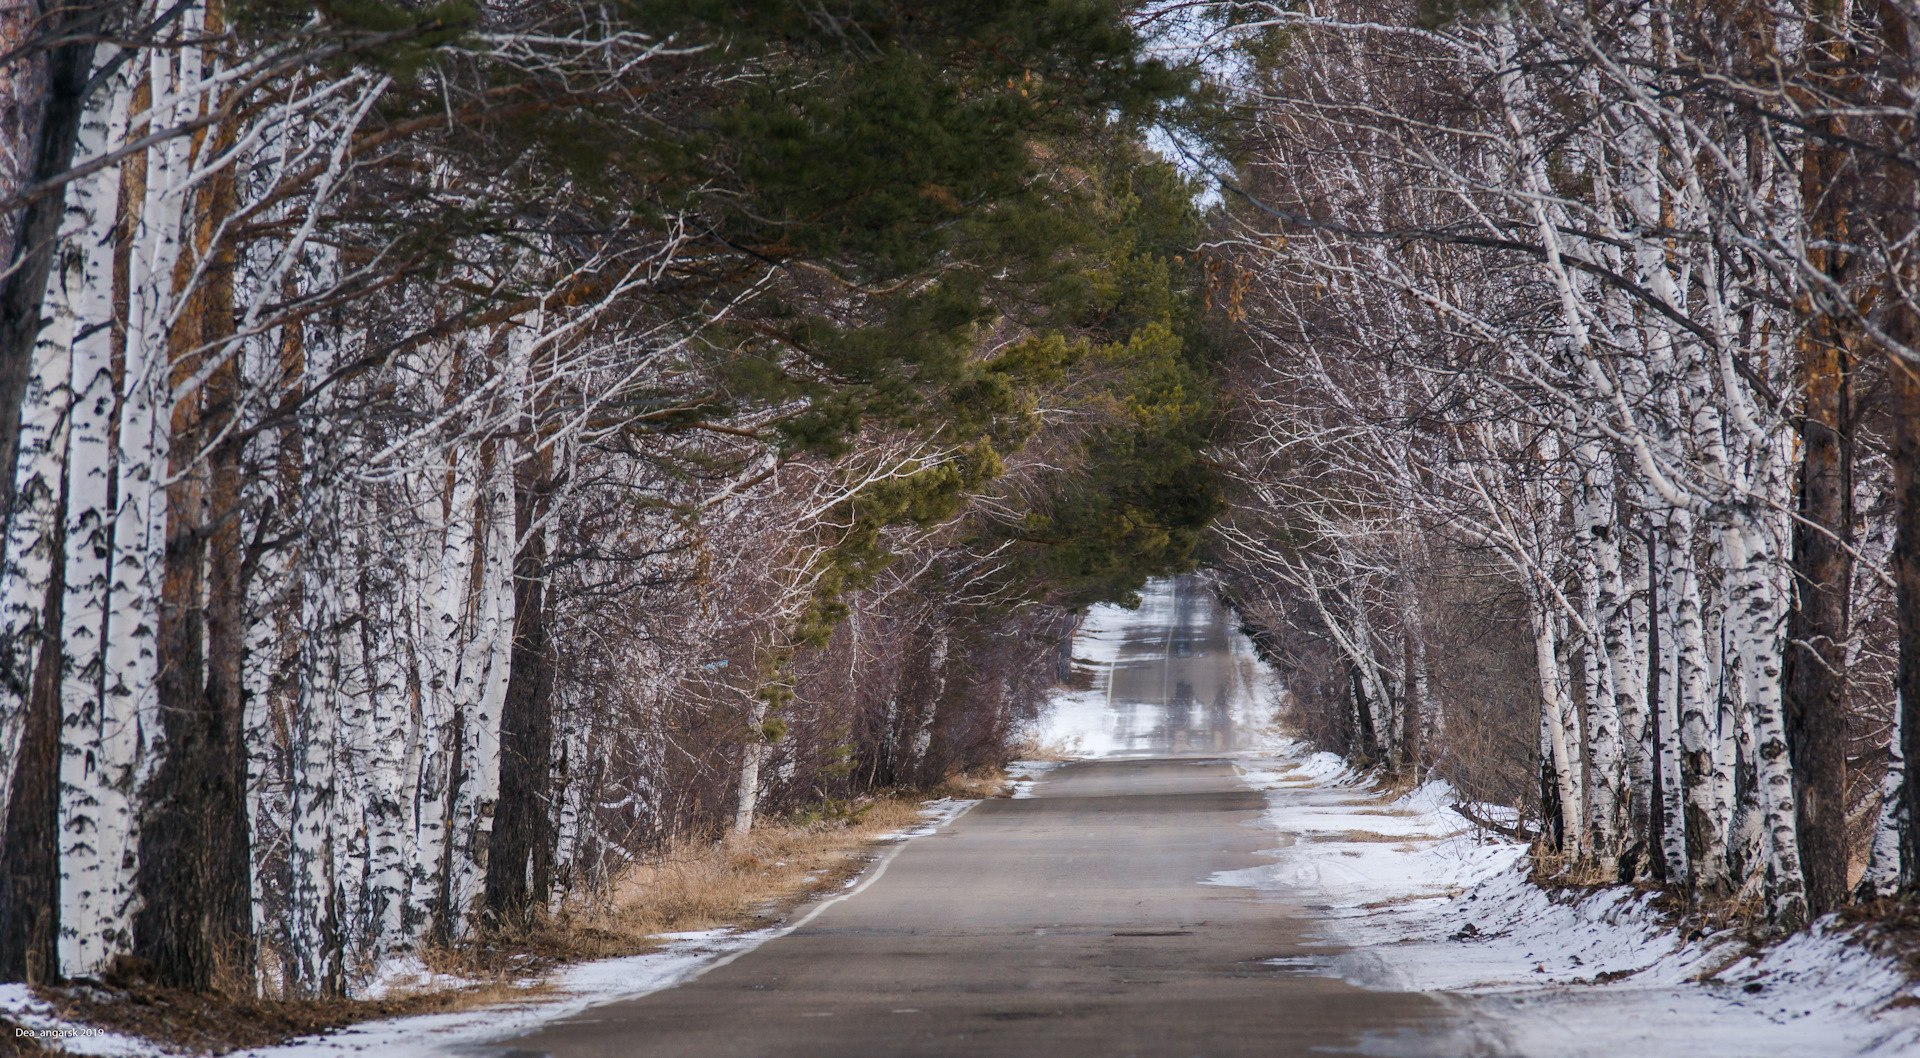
[1651,524,1690,879]
[57,62,141,976]
[1530,596,1582,854]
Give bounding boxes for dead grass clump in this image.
[32,976,558,1056]
[423,792,953,981]
[593,792,934,939]
[1838,895,1920,977]
[1008,737,1079,762]
[1373,770,1422,799]
[925,765,1013,800]
[405,922,637,983]
[1336,803,1420,816]
[1319,830,1428,844]
[0,1017,46,1056]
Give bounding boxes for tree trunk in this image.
[1897,355,1920,891]
[0,24,97,566]
[1784,3,1858,916]
[1400,618,1422,770]
[133,73,252,988]
[432,697,466,947]
[483,452,556,925]
[1531,598,1581,855]
[1784,319,1854,914]
[1349,661,1379,760]
[0,508,64,984]
[1881,0,1920,895]
[1649,530,1689,882]
[734,697,770,835]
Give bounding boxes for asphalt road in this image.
[500,579,1468,1057]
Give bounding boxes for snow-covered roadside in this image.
[1005,760,1064,799]
[3,986,163,1058]
[1020,589,1158,758]
[0,799,979,1057]
[1220,739,1920,1057]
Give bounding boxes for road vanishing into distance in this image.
[494,578,1470,1057]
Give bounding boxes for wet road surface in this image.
[499,578,1471,1057]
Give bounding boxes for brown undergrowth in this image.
[28,769,1009,1055]
[1006,736,1081,762]
[1523,845,1765,949]
[1839,895,1920,979]
[33,973,557,1056]
[1,1016,45,1056]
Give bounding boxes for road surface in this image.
[497,578,1472,1057]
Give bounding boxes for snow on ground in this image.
[1,985,165,1057]
[0,800,980,1057]
[1005,760,1064,799]
[1021,582,1169,756]
[233,930,782,1058]
[1220,739,1920,1057]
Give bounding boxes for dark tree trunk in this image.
[431,701,466,947]
[1883,1,1920,895]
[1896,353,1920,891]
[0,488,66,984]
[202,400,253,986]
[1540,757,1564,854]
[132,128,251,991]
[1400,629,1421,771]
[1784,367,1854,914]
[1348,661,1378,760]
[1647,545,1665,883]
[1785,67,1858,914]
[135,516,220,989]
[0,18,97,565]
[130,482,254,990]
[484,454,556,925]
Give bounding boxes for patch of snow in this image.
[228,931,778,1057]
[1023,686,1124,758]
[1216,740,1920,1057]
[1006,759,1064,799]
[356,954,483,1002]
[885,797,973,839]
[0,984,165,1057]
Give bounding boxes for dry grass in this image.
[925,768,1015,800]
[30,976,562,1056]
[1,1016,45,1056]
[1334,802,1420,816]
[1007,736,1080,762]
[586,769,1008,941]
[1315,829,1430,844]
[596,797,929,937]
[422,774,1011,982]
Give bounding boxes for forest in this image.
[0,0,1915,1013]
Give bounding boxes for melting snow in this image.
[1006,759,1064,799]
[1219,737,1920,1057]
